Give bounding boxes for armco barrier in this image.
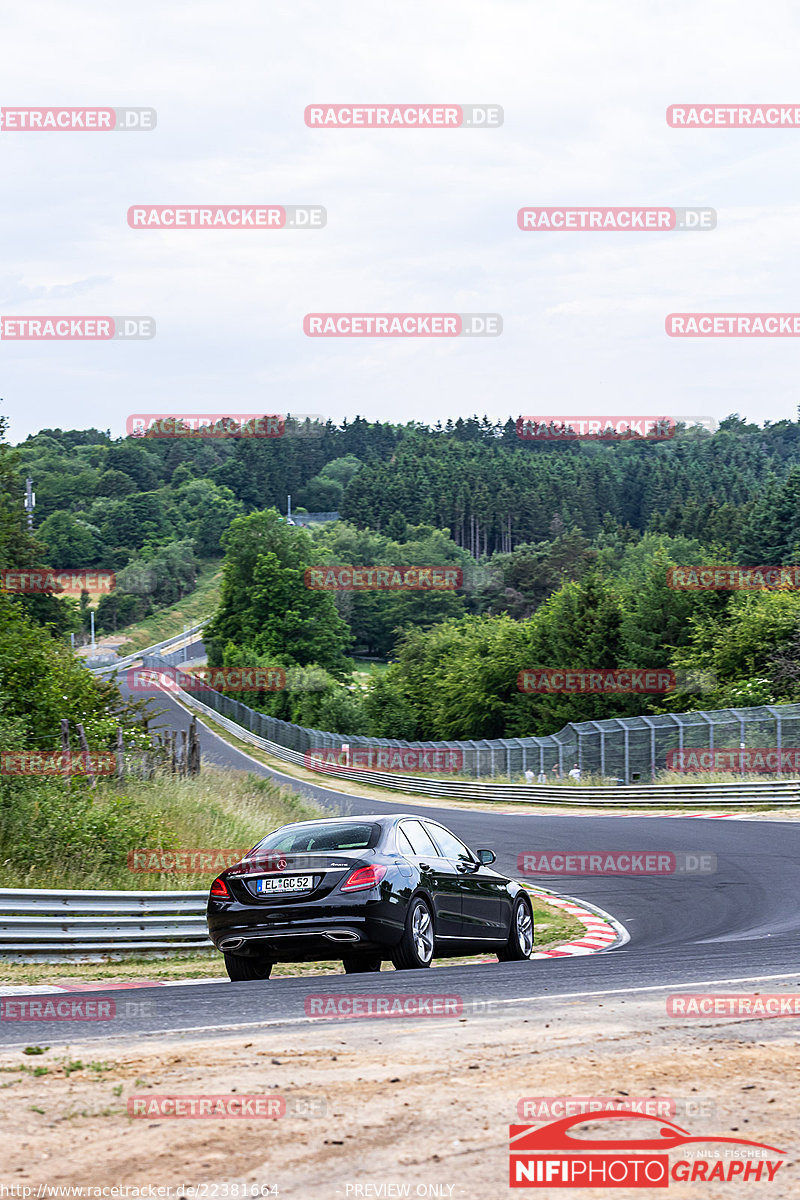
[0,889,211,958]
[0,886,622,962]
[153,672,800,807]
[135,653,800,785]
[86,621,207,676]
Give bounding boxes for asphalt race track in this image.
[5,666,798,1047]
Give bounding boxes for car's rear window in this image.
[254,822,380,852]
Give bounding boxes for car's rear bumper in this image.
[207,904,405,960]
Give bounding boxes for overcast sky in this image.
[2,0,800,443]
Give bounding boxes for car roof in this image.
[275,814,443,827]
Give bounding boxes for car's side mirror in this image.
[476,849,496,865]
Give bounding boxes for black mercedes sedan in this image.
[207,814,534,980]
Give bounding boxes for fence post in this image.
[61,719,71,790]
[189,718,201,775]
[116,727,124,781]
[75,723,97,789]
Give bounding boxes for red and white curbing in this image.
[0,892,627,995]
[0,978,227,997]
[523,884,628,959]
[605,812,737,819]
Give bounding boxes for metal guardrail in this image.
[0,889,211,957]
[86,621,208,675]
[136,651,800,784]
[164,676,800,807]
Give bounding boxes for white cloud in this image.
[2,0,800,438]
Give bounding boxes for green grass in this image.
[351,658,390,690]
[106,558,222,653]
[0,766,321,891]
[0,751,586,982]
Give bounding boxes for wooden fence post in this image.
[61,719,71,790]
[75,723,97,789]
[189,718,201,775]
[116,727,125,781]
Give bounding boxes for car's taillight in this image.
[341,864,387,892]
[210,876,231,898]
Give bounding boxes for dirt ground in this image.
[0,992,796,1199]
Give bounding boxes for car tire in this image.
[391,896,435,970]
[342,955,382,974]
[497,896,534,961]
[223,952,273,981]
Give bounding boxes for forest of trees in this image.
[6,409,800,742]
[14,414,800,571]
[203,510,800,739]
[0,410,163,871]
[9,414,800,553]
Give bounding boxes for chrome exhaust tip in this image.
[323,930,360,943]
[220,937,245,951]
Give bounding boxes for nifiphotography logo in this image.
[509,1111,785,1187]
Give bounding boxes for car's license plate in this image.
[256,875,314,894]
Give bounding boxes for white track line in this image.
[3,972,800,1050]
